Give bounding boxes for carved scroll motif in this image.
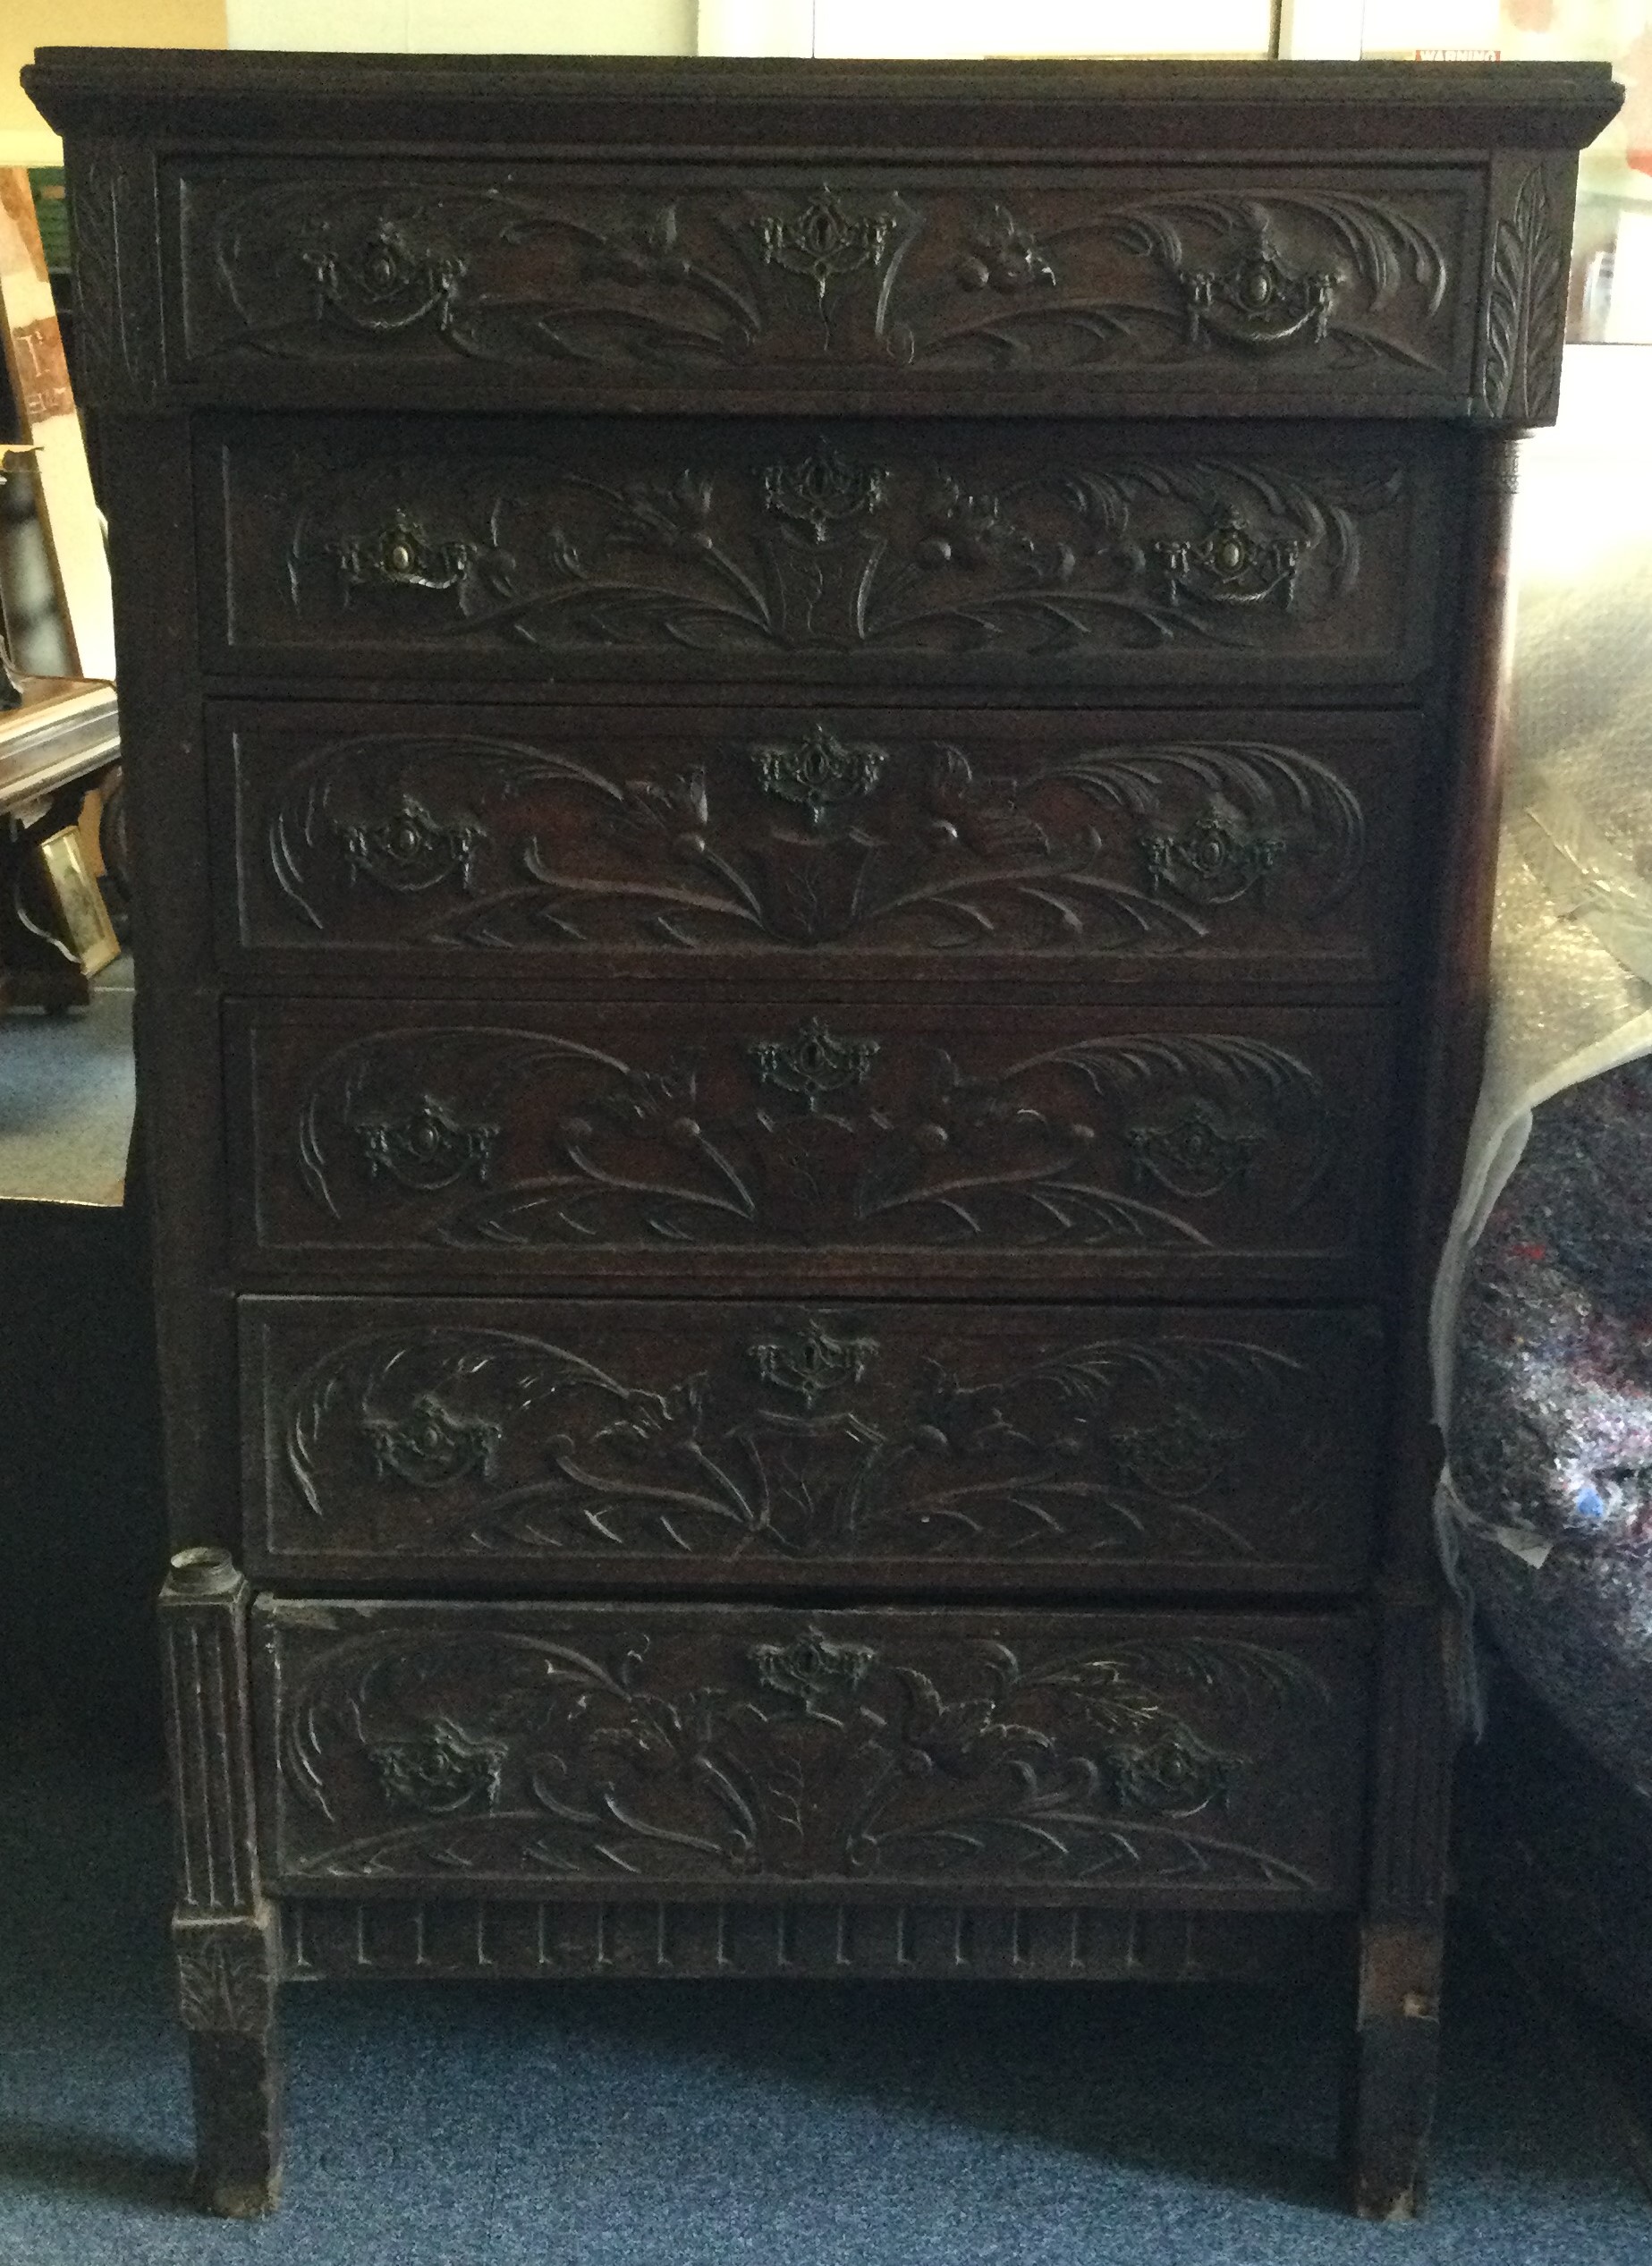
[274,1617,1338,1890]
[260,728,1367,957]
[196,176,1453,383]
[902,191,1450,373]
[271,441,1393,666]
[289,1021,1339,1252]
[275,1315,1351,1569]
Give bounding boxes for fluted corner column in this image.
[160,1548,283,2218]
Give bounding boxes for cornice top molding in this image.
[23,50,1622,159]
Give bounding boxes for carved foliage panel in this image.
[221,700,1416,980]
[238,998,1394,1285]
[245,1296,1382,1586]
[202,415,1436,687]
[174,162,1477,403]
[257,1600,1369,1899]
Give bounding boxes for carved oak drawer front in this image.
[171,161,1481,419]
[242,1295,1383,1594]
[199,415,1450,692]
[254,1597,1369,1905]
[233,997,1395,1295]
[216,700,1419,992]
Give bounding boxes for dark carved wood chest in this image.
[23,47,1620,2218]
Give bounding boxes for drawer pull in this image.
[351,1094,498,1192]
[368,1721,505,1814]
[363,1391,503,1490]
[337,793,487,897]
[748,1016,880,1114]
[306,214,466,338]
[749,1625,876,1716]
[1113,1402,1241,1500]
[332,506,484,596]
[1117,190,1445,358]
[1124,1094,1267,1201]
[1140,795,1287,907]
[750,721,886,828]
[1156,505,1302,613]
[757,185,899,306]
[748,1318,879,1405]
[1178,227,1337,353]
[761,438,890,542]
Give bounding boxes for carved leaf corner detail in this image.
[1485,165,1566,423]
[175,1931,271,2034]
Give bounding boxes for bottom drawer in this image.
[255,1600,1368,1908]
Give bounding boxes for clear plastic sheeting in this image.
[1433,345,1652,1627]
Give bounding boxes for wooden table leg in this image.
[178,1921,284,2217]
[1343,1917,1445,2220]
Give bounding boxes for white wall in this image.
[809,2,1273,57]
[699,0,1385,57]
[211,0,1507,64]
[225,0,695,51]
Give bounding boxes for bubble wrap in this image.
[1432,347,1652,1686]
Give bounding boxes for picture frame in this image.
[31,819,119,976]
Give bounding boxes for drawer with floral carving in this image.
[241,1295,1383,1593]
[253,1597,1369,1904]
[229,997,1396,1294]
[197,415,1453,692]
[215,699,1419,993]
[165,162,1484,420]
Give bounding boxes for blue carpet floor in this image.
[0,957,134,1207]
[2,1753,1648,2266]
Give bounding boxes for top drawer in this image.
[163,161,1485,420]
[198,415,1452,695]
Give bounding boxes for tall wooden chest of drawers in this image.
[26,47,1620,2219]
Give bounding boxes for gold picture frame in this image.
[32,820,119,977]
